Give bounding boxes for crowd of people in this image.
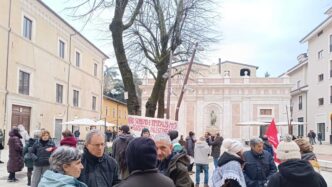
[0,124,329,187]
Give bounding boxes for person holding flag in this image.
[265,118,280,163]
[243,137,277,187]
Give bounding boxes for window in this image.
[224,70,230,77]
[259,109,272,115]
[73,90,79,107]
[318,50,323,59]
[318,98,324,106]
[75,51,80,67]
[113,108,116,118]
[299,95,302,110]
[59,40,65,59]
[330,61,332,77]
[19,70,30,95]
[318,74,324,81]
[23,16,32,40]
[330,86,332,103]
[94,63,98,76]
[297,80,300,88]
[330,35,332,52]
[56,84,63,103]
[92,96,96,110]
[298,117,304,137]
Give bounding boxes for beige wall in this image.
[0,0,106,143]
[306,21,332,140]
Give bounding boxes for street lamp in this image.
[175,42,200,121]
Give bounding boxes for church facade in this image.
[140,60,292,140]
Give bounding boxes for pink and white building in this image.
[140,60,292,140]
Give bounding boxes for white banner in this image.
[128,115,178,137]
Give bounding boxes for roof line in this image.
[103,95,127,105]
[279,60,308,77]
[300,16,332,43]
[172,62,210,68]
[219,60,259,69]
[38,0,109,59]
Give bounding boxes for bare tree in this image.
[126,0,218,118]
[65,0,144,115]
[63,0,218,118]
[109,0,144,115]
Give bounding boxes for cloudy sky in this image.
[43,0,332,77]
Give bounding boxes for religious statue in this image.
[210,110,217,126]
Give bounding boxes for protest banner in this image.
[128,115,178,137]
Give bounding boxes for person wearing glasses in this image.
[78,129,120,187]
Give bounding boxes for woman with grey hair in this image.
[38,146,87,187]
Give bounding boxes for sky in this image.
[43,0,332,77]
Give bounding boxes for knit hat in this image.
[126,137,157,173]
[119,125,130,134]
[276,136,301,160]
[222,139,243,157]
[168,130,179,141]
[294,138,313,153]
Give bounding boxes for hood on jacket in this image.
[9,128,22,139]
[301,152,317,161]
[119,133,134,141]
[39,170,87,187]
[278,159,315,182]
[218,152,244,167]
[60,136,77,148]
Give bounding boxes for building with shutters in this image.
[0,0,107,143]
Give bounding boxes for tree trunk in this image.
[110,0,141,115]
[157,80,167,118]
[145,61,168,118]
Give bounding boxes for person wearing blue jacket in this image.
[38,146,87,187]
[243,137,277,187]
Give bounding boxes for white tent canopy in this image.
[62,118,98,126]
[276,121,306,126]
[236,121,269,126]
[95,120,116,127]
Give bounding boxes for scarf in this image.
[209,160,246,187]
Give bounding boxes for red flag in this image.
[265,118,279,163]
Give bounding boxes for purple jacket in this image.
[7,129,24,173]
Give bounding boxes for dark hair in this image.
[168,130,179,141]
[189,131,194,137]
[62,129,73,138]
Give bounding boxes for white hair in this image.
[49,146,81,174]
[250,137,263,147]
[85,129,104,144]
[154,133,172,145]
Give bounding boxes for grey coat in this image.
[209,136,223,158]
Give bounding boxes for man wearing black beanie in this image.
[114,137,175,187]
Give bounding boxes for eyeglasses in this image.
[89,143,105,147]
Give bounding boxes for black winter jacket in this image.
[243,150,277,187]
[267,159,327,187]
[78,148,120,187]
[114,169,175,187]
[31,139,55,166]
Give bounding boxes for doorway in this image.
[54,119,63,145]
[317,123,325,141]
[11,105,31,134]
